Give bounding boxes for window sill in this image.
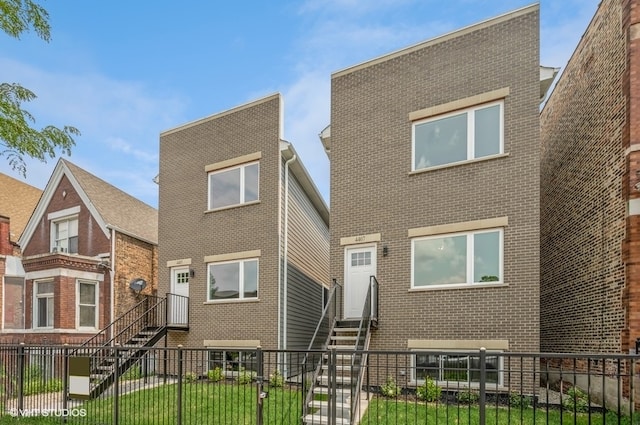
[205,200,260,214]
[409,282,508,292]
[204,298,260,305]
[409,153,509,175]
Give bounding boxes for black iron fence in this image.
[0,344,638,424]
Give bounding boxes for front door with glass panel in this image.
[344,245,376,319]
[170,267,190,324]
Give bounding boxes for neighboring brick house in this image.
[158,93,329,374]
[324,5,541,389]
[2,159,158,344]
[540,0,640,356]
[0,174,42,331]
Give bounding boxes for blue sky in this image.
[0,0,599,207]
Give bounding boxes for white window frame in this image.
[76,280,99,330]
[33,280,54,329]
[411,228,503,289]
[207,258,259,302]
[50,215,79,254]
[207,161,259,210]
[412,100,504,171]
[411,350,504,387]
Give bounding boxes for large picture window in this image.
[208,259,258,301]
[52,216,78,253]
[412,229,502,288]
[413,101,503,170]
[208,162,259,210]
[77,280,98,329]
[413,352,502,386]
[34,280,54,328]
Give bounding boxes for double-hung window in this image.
[413,101,503,170]
[412,228,502,288]
[208,162,259,210]
[413,352,502,386]
[208,259,258,301]
[34,280,54,328]
[77,280,98,329]
[52,216,79,253]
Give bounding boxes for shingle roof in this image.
[63,160,158,244]
[0,173,42,243]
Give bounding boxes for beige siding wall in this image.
[159,94,282,349]
[330,8,540,352]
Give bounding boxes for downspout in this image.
[282,154,297,351]
[110,228,116,341]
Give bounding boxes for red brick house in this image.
[1,159,158,344]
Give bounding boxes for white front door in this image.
[170,267,190,324]
[344,245,376,319]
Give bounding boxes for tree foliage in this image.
[0,0,79,176]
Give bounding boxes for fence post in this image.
[329,346,337,425]
[62,344,69,415]
[17,343,25,413]
[256,346,264,425]
[479,347,486,425]
[113,345,120,425]
[177,345,183,425]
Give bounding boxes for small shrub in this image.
[236,370,253,385]
[207,367,224,382]
[380,376,401,398]
[456,389,479,404]
[416,377,441,402]
[184,371,197,383]
[509,392,533,409]
[122,364,142,381]
[269,370,284,388]
[562,386,589,412]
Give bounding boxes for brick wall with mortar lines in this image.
[113,232,157,317]
[159,95,282,349]
[540,0,627,353]
[330,10,540,352]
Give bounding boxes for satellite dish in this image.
[129,278,147,293]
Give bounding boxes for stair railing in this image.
[350,276,378,423]
[301,279,342,419]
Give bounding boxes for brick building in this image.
[540,0,640,356]
[158,94,329,374]
[325,4,541,389]
[3,159,158,344]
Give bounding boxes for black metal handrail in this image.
[302,279,342,418]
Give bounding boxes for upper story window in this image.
[77,280,98,329]
[52,216,78,254]
[208,162,259,210]
[208,258,258,301]
[412,101,503,171]
[412,228,502,288]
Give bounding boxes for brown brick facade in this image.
[540,0,637,354]
[330,7,540,354]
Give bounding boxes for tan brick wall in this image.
[159,95,282,349]
[330,9,540,352]
[540,0,628,353]
[113,231,158,317]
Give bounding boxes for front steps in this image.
[303,320,369,425]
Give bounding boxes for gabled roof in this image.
[19,159,157,249]
[0,173,42,243]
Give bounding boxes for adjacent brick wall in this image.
[540,0,627,353]
[159,95,283,349]
[330,8,540,354]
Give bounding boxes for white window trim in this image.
[33,279,54,329]
[410,350,504,388]
[207,161,259,211]
[76,280,99,330]
[50,215,79,254]
[207,258,259,302]
[411,228,504,289]
[412,100,504,172]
